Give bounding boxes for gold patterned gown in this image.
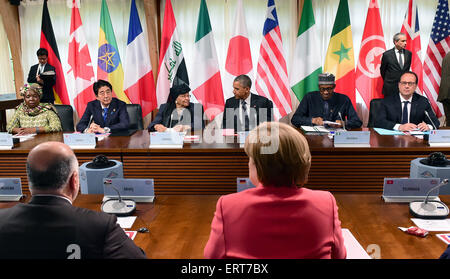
[6,103,62,133]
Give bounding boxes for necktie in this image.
[398,50,404,69]
[323,101,330,121]
[401,101,409,124]
[103,107,108,123]
[241,100,250,131]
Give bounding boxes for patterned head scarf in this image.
[20,83,43,99]
[18,83,56,116]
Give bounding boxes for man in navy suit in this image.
[222,75,273,131]
[375,71,439,131]
[27,48,56,104]
[76,80,130,133]
[380,33,412,97]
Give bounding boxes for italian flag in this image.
[191,0,224,120]
[324,0,356,108]
[290,0,322,102]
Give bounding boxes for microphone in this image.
[338,112,346,130]
[101,182,136,216]
[424,110,437,130]
[85,114,94,133]
[409,179,449,219]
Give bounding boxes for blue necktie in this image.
[401,101,409,124]
[103,107,108,123]
[323,101,330,121]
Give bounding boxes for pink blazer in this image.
[204,186,347,259]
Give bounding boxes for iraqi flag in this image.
[40,0,69,105]
[191,0,224,120]
[67,0,95,117]
[124,0,157,117]
[223,0,253,101]
[156,0,189,107]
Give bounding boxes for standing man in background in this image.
[27,48,56,104]
[380,33,412,97]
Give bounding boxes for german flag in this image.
[324,0,356,109]
[40,0,69,105]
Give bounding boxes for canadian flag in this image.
[67,0,95,117]
[223,0,253,100]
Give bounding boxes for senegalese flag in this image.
[324,0,356,108]
[97,0,130,103]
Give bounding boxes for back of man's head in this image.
[26,142,78,191]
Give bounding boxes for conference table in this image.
[1,128,450,259]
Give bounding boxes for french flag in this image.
[124,0,157,117]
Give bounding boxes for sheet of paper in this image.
[116,216,137,229]
[411,218,450,231]
[124,231,137,240]
[437,233,450,245]
[342,228,372,259]
[12,134,36,142]
[373,128,405,136]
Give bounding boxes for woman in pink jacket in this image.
[204,122,346,259]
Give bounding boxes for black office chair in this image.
[54,104,75,132]
[126,104,144,130]
[367,98,383,128]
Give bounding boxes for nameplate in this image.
[429,130,450,147]
[334,131,370,147]
[63,133,96,149]
[238,131,250,147]
[237,177,256,192]
[149,132,184,148]
[0,178,22,201]
[382,177,441,203]
[0,133,13,150]
[103,178,155,203]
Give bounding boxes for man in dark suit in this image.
[76,79,130,133]
[375,71,439,131]
[380,33,412,97]
[222,75,273,131]
[27,48,56,104]
[0,141,146,259]
[291,73,362,129]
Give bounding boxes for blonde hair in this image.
[244,122,311,187]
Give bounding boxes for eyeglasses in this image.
[399,81,416,86]
[98,90,112,96]
[319,86,335,92]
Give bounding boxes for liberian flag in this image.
[290,0,322,102]
[40,0,69,105]
[255,0,292,120]
[223,0,253,101]
[124,0,157,117]
[67,0,95,117]
[324,0,356,109]
[191,0,224,120]
[97,0,130,103]
[156,0,189,107]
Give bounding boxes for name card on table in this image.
[334,131,370,147]
[149,132,184,148]
[238,131,250,147]
[0,133,13,150]
[103,178,155,203]
[0,178,22,201]
[382,177,441,203]
[63,133,96,149]
[237,177,256,192]
[428,130,450,147]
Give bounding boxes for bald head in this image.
[27,142,78,192]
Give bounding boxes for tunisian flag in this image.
[355,0,385,110]
[67,0,95,117]
[40,0,69,105]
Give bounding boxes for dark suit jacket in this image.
[440,245,450,259]
[0,196,146,259]
[27,63,56,104]
[76,98,130,132]
[374,92,440,130]
[222,93,273,131]
[148,102,205,131]
[380,47,412,96]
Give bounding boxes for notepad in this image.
[373,128,405,135]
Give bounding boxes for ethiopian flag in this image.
[324,0,355,108]
[97,0,130,103]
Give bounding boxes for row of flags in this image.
[40,0,450,122]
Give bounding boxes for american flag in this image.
[255,0,292,120]
[401,0,423,96]
[423,0,450,118]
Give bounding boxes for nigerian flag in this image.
[290,0,322,102]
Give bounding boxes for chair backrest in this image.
[126,104,144,130]
[54,104,74,132]
[367,98,384,128]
